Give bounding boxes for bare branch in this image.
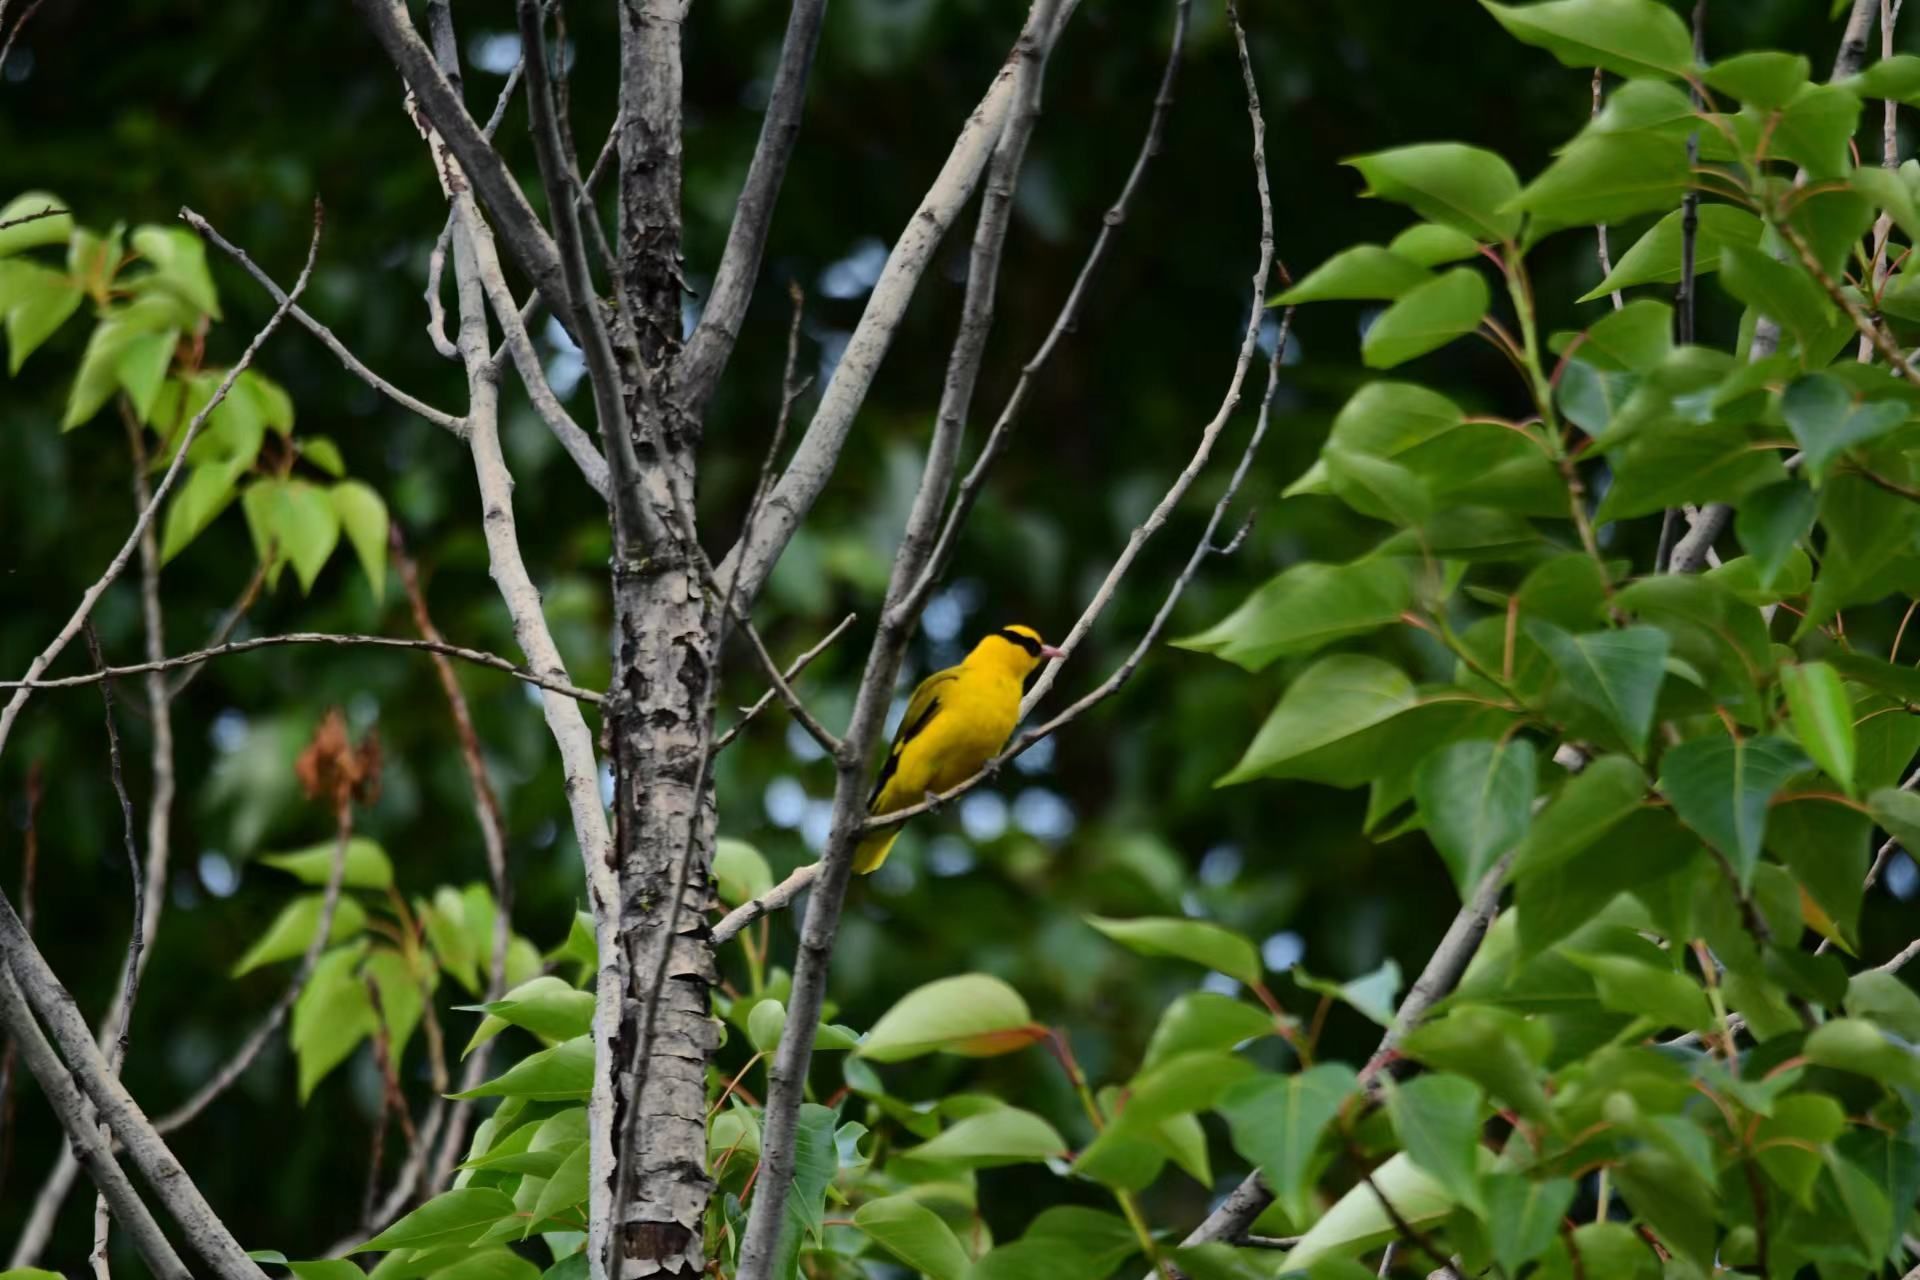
[904,0,1193,615]
[711,612,856,755]
[0,631,604,704]
[675,0,829,414]
[512,0,648,539]
[0,0,45,79]
[0,203,65,235]
[184,209,464,434]
[0,967,190,1280]
[1874,937,1920,974]
[1180,850,1515,1253]
[728,607,844,757]
[423,28,623,1261]
[0,888,266,1280]
[0,205,318,770]
[427,59,525,360]
[351,0,575,325]
[712,863,819,948]
[167,562,265,699]
[715,13,1055,610]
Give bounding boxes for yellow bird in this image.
[852,624,1064,873]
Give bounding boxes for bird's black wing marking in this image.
[867,676,954,808]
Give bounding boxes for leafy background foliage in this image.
[6,1,1920,1278]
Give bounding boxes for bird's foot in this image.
[921,789,946,814]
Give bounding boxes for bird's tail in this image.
[852,826,901,875]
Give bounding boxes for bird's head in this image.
[970,624,1065,678]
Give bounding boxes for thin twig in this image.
[0,203,65,235]
[1591,69,1624,314]
[711,613,856,755]
[184,209,463,434]
[0,0,46,79]
[1,631,603,704]
[83,621,147,1279]
[902,0,1193,617]
[167,562,266,698]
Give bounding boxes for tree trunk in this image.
[609,3,717,1273]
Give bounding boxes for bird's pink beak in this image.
[1040,644,1066,660]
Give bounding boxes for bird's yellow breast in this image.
[874,667,1022,812]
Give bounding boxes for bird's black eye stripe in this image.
[995,627,1042,657]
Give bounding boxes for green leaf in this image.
[1755,1094,1846,1206]
[1847,969,1920,1040]
[428,1251,542,1280]
[0,259,84,373]
[1568,297,1676,372]
[300,435,347,477]
[1782,374,1910,482]
[747,999,787,1053]
[1593,421,1788,521]
[113,328,176,423]
[1581,204,1763,302]
[1218,654,1491,788]
[1414,738,1537,898]
[1703,51,1811,108]
[1086,915,1261,986]
[0,192,74,256]
[363,948,425,1061]
[1174,557,1414,672]
[902,1106,1067,1168]
[1142,993,1275,1071]
[290,943,376,1100]
[1563,950,1713,1031]
[275,479,342,593]
[1510,754,1647,878]
[158,454,247,564]
[1734,481,1817,588]
[1516,808,1700,959]
[1275,245,1432,304]
[1765,791,1868,948]
[232,893,368,976]
[1658,733,1810,887]
[260,837,394,890]
[1718,242,1837,353]
[331,479,388,600]
[1845,52,1920,103]
[1868,785,1920,851]
[1401,1006,1551,1123]
[1805,1018,1920,1089]
[855,973,1041,1062]
[713,837,773,907]
[62,302,180,429]
[1560,1222,1660,1279]
[1771,83,1863,179]
[529,1141,588,1230]
[461,976,596,1057]
[1360,267,1490,368]
[1509,131,1692,233]
[971,1242,1100,1280]
[773,1103,840,1276]
[1780,662,1857,794]
[1387,222,1482,266]
[1529,622,1668,756]
[1481,0,1696,79]
[360,1188,517,1253]
[1346,143,1522,243]
[1277,1151,1456,1272]
[1218,1065,1359,1226]
[1486,1173,1576,1273]
[130,225,220,318]
[1386,1074,1485,1214]
[453,1035,593,1101]
[1291,959,1401,1028]
[852,1196,970,1280]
